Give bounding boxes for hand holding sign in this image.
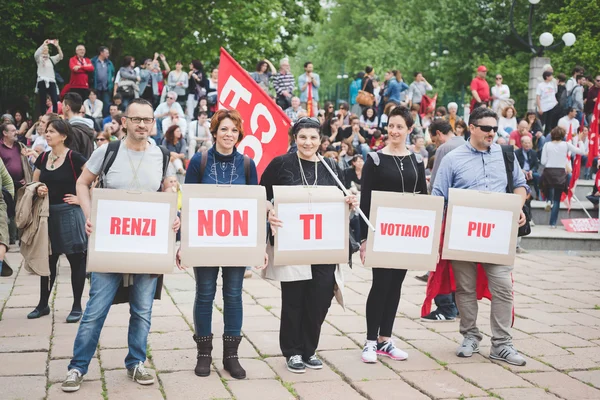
[518,210,526,227]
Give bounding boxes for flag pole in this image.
[316,154,376,232]
[571,195,594,219]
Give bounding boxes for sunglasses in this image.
[472,124,497,133]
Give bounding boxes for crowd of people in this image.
[0,40,598,394]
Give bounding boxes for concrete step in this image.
[520,225,600,251]
[530,199,598,225]
[574,179,595,200]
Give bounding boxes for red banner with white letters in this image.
[218,48,291,177]
[561,218,599,233]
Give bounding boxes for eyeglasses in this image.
[96,138,107,142]
[496,77,502,80]
[126,117,155,124]
[472,124,497,133]
[167,97,176,100]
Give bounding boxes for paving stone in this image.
[148,331,195,350]
[264,356,342,382]
[493,388,561,400]
[48,358,101,383]
[319,350,398,381]
[219,358,275,380]
[151,349,196,372]
[516,310,577,326]
[149,315,191,332]
[520,371,600,400]
[53,320,81,337]
[160,371,231,399]
[99,326,129,349]
[512,337,570,357]
[99,348,150,370]
[409,338,490,365]
[3,294,40,308]
[0,352,47,376]
[240,315,281,332]
[383,347,444,372]
[244,304,278,317]
[534,333,594,348]
[313,334,358,351]
[539,354,598,370]
[0,376,47,400]
[103,311,134,327]
[104,368,163,400]
[243,331,282,356]
[228,379,295,400]
[394,327,446,340]
[294,380,364,399]
[47,380,104,400]
[488,352,553,372]
[212,336,260,359]
[401,370,487,399]
[450,363,533,389]
[0,335,49,352]
[0,313,52,337]
[50,334,80,359]
[325,315,367,333]
[568,346,600,363]
[354,379,431,399]
[569,370,600,389]
[513,318,563,334]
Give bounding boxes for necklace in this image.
[49,151,65,169]
[125,141,147,190]
[213,152,235,185]
[297,153,318,187]
[392,154,419,193]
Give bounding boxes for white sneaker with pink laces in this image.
[376,340,408,361]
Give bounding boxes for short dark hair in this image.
[469,106,498,125]
[557,73,567,83]
[46,116,74,147]
[365,65,373,74]
[550,126,566,141]
[256,60,267,72]
[567,107,577,114]
[542,71,553,80]
[63,92,83,113]
[291,117,320,137]
[122,55,134,67]
[89,88,97,96]
[125,98,153,115]
[576,74,584,82]
[192,60,204,71]
[304,61,312,69]
[388,106,414,128]
[198,111,208,118]
[572,66,585,75]
[429,119,452,137]
[98,46,108,55]
[414,71,422,77]
[0,123,15,138]
[113,93,122,101]
[338,101,349,111]
[109,103,119,109]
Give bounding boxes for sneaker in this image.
[490,344,527,366]
[421,310,456,322]
[361,340,378,363]
[127,361,154,385]
[61,369,83,392]
[286,355,306,373]
[516,246,528,254]
[456,337,480,358]
[376,340,408,361]
[415,273,429,283]
[545,202,551,212]
[303,354,323,369]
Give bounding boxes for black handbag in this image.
[501,145,531,237]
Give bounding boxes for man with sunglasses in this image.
[432,106,529,367]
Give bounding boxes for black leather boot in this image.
[223,335,246,379]
[192,334,213,377]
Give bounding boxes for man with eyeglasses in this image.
[432,106,529,367]
[63,98,179,392]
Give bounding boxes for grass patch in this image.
[361,378,369,382]
[594,305,600,310]
[281,381,298,397]
[263,305,273,311]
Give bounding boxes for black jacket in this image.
[69,122,94,159]
[515,148,539,172]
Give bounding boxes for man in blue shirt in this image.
[90,46,115,117]
[432,106,529,367]
[298,62,320,116]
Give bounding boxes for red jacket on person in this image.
[68,56,94,89]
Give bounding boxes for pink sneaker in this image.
[376,340,408,361]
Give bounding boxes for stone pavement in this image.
[1,250,600,400]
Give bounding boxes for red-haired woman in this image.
[162,125,187,174]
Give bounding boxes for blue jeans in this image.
[549,188,563,227]
[96,89,112,117]
[68,273,158,375]
[193,267,245,336]
[354,143,370,161]
[434,293,458,318]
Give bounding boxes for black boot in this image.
[223,335,246,379]
[192,334,213,377]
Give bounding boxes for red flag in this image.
[561,125,573,206]
[566,154,581,211]
[217,48,291,177]
[587,92,600,168]
[419,93,438,118]
[566,125,573,162]
[306,80,314,117]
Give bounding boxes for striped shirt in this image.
[272,72,295,95]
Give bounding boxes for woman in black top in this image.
[261,117,357,374]
[27,117,88,323]
[359,106,427,364]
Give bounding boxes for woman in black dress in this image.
[358,106,428,363]
[260,117,357,374]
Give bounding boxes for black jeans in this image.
[279,264,335,358]
[38,81,58,115]
[366,268,407,340]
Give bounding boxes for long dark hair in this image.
[362,107,376,122]
[164,125,182,145]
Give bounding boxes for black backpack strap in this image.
[158,145,170,179]
[97,140,121,187]
[198,150,208,183]
[501,145,515,194]
[243,155,251,184]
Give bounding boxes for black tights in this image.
[366,268,407,341]
[37,252,87,312]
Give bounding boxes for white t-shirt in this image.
[161,117,187,134]
[188,120,212,143]
[491,84,510,110]
[536,81,558,112]
[154,102,184,118]
[87,140,164,192]
[557,116,580,135]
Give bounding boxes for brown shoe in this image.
[192,334,213,377]
[223,335,246,379]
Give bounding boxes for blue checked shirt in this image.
[431,141,529,201]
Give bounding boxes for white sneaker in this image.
[376,339,408,361]
[361,340,377,363]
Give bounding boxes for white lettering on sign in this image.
[219,76,252,109]
[277,202,345,251]
[447,206,513,255]
[95,200,171,254]
[373,208,436,254]
[188,198,258,247]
